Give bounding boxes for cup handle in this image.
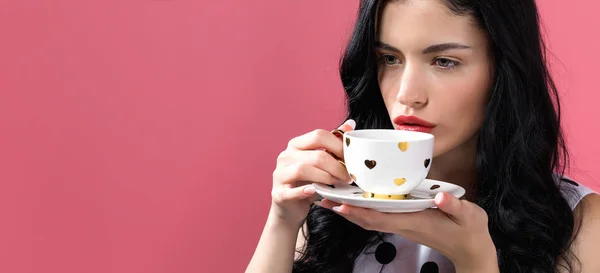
[328,129,346,167]
[330,129,345,139]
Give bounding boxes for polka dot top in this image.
[351,177,597,273]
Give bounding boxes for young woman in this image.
[246,0,600,272]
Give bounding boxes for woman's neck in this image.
[426,136,479,201]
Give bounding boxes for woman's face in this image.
[377,0,492,158]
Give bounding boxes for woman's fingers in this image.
[278,150,351,183]
[272,184,317,203]
[287,119,355,160]
[273,163,339,186]
[337,120,355,135]
[434,192,487,225]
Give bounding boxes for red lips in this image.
[393,115,435,133]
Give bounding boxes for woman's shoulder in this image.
[555,176,600,272]
[553,174,598,210]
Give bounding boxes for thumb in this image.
[434,192,465,223]
[332,119,356,139]
[339,119,356,132]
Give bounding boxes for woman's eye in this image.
[380,54,400,65]
[434,58,459,69]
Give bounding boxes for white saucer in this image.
[313,179,465,213]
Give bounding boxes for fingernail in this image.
[337,179,350,184]
[332,206,343,213]
[313,201,322,207]
[344,119,356,129]
[303,185,316,194]
[434,192,444,204]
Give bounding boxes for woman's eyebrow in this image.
[375,41,400,53]
[375,41,471,54]
[422,43,471,54]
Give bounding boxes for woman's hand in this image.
[269,119,355,228]
[316,192,499,272]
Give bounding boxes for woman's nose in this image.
[396,65,428,108]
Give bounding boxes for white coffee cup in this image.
[340,129,434,199]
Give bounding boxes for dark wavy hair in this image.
[293,0,583,272]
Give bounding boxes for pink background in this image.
[0,1,598,272]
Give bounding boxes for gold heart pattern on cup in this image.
[357,142,428,191]
[398,142,409,152]
[394,178,406,186]
[345,137,351,147]
[364,160,377,169]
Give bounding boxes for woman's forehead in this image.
[377,0,486,51]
